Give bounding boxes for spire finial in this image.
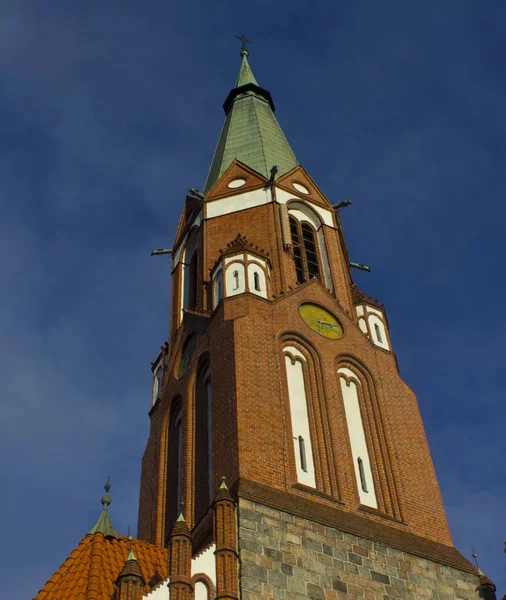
[234,33,252,57]
[220,476,228,489]
[88,477,120,538]
[101,476,112,506]
[471,545,482,573]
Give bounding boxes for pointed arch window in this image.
[188,251,198,310]
[283,346,316,487]
[166,403,183,534]
[195,364,212,522]
[289,216,320,283]
[253,271,261,291]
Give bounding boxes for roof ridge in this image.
[86,532,104,600]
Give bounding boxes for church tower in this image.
[138,46,484,599]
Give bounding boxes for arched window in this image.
[166,403,183,534]
[374,323,383,343]
[253,271,261,291]
[233,270,239,290]
[289,216,320,282]
[153,368,163,405]
[188,250,198,311]
[195,364,212,522]
[181,228,198,319]
[337,367,377,508]
[283,346,316,487]
[213,269,223,309]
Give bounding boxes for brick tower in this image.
[138,46,486,599]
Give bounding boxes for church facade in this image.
[35,48,496,600]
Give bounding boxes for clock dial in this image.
[298,303,343,339]
[178,335,197,378]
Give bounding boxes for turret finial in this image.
[101,476,112,507]
[88,477,120,539]
[234,33,252,57]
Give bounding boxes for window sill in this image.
[358,504,406,525]
[292,483,345,505]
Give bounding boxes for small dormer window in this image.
[253,271,261,291]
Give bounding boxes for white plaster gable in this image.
[192,543,216,578]
[143,581,169,599]
[224,254,245,265]
[206,188,271,219]
[142,544,216,600]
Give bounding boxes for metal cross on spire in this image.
[234,33,252,56]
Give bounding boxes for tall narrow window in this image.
[213,270,223,309]
[195,365,212,522]
[253,271,261,291]
[338,367,377,508]
[374,323,383,343]
[357,457,368,492]
[233,270,239,290]
[284,346,316,487]
[166,404,183,535]
[188,251,198,311]
[289,216,321,281]
[289,216,304,283]
[298,436,307,472]
[153,368,163,404]
[301,223,320,278]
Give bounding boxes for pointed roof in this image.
[203,49,298,194]
[116,544,145,584]
[235,52,258,87]
[34,534,167,600]
[87,480,120,539]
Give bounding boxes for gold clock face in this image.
[178,335,196,379]
[298,303,343,339]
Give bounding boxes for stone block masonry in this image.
[237,499,480,600]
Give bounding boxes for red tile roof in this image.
[34,534,168,600]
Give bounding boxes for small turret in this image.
[212,477,239,600]
[115,540,145,600]
[168,513,193,600]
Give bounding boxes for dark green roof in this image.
[203,52,297,194]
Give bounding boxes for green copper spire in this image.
[88,479,120,539]
[203,48,298,194]
[235,50,258,87]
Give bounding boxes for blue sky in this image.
[1,1,505,598]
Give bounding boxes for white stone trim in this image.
[206,189,271,219]
[276,189,334,227]
[284,347,316,488]
[338,368,377,508]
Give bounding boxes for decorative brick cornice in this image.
[219,233,271,262]
[350,284,384,309]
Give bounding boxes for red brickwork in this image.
[138,161,454,562]
[213,483,239,600]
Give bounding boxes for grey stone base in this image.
[238,499,479,600]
